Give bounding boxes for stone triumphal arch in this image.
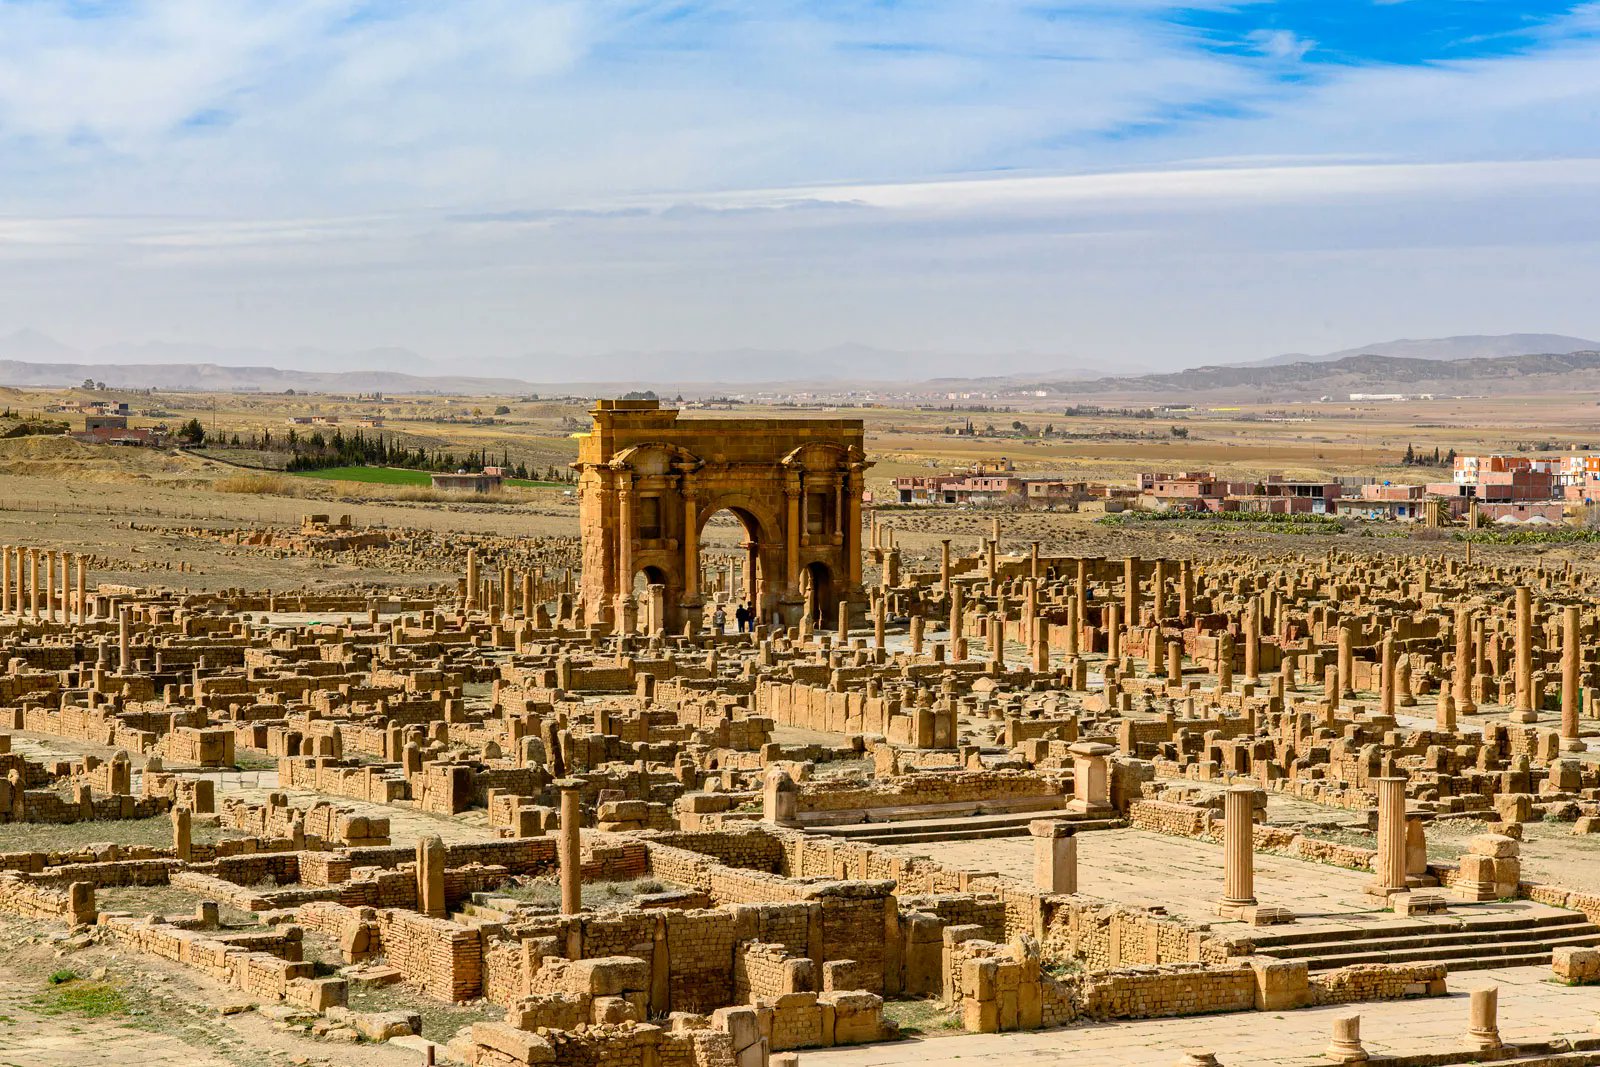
[574,398,871,632]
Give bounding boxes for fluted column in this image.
[1218,785,1259,914]
[1369,776,1408,896]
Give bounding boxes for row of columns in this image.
[0,546,91,621]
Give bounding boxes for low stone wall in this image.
[377,908,486,1002]
[949,934,1449,1034]
[0,871,94,924]
[1127,798,1378,872]
[99,913,345,1011]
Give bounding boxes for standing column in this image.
[1217,784,1259,915]
[465,548,479,611]
[0,545,8,616]
[1369,777,1408,896]
[784,485,800,593]
[985,538,998,585]
[1379,635,1396,716]
[1123,556,1140,624]
[1454,604,1477,714]
[1075,558,1089,641]
[949,584,965,659]
[1338,622,1355,698]
[45,551,56,622]
[75,555,87,623]
[28,548,39,619]
[1105,603,1121,667]
[1152,558,1167,623]
[12,546,22,614]
[939,539,952,595]
[1467,986,1502,1052]
[682,487,699,602]
[989,612,1005,667]
[616,475,636,617]
[1562,604,1585,751]
[1244,597,1261,681]
[1514,586,1536,722]
[118,605,131,673]
[557,777,585,915]
[846,466,864,589]
[1064,595,1079,657]
[1178,559,1194,619]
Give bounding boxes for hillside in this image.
[1244,333,1600,368]
[1061,349,1600,398]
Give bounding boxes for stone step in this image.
[809,808,1122,846]
[1260,919,1600,960]
[1248,909,1593,949]
[1299,931,1600,972]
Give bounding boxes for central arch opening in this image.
[697,506,764,633]
[804,560,834,629]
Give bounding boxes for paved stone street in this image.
[810,965,1596,1066]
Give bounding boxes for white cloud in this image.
[0,2,1597,370]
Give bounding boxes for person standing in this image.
[735,602,750,632]
[712,603,727,635]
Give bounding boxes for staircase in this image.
[1248,906,1600,973]
[806,808,1124,846]
[449,893,525,925]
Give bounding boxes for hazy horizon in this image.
[4,2,1600,374]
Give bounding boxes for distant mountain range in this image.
[0,330,1126,389]
[0,328,1596,398]
[1238,333,1600,368]
[1062,349,1600,398]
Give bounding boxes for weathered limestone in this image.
[1325,1015,1367,1063]
[1029,819,1076,894]
[1467,985,1502,1051]
[1513,586,1537,723]
[1067,742,1114,816]
[1562,604,1585,751]
[1368,777,1408,897]
[764,767,799,827]
[557,777,584,915]
[1217,785,1258,917]
[416,834,446,919]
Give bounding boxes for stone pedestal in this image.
[1029,820,1076,894]
[1067,742,1115,816]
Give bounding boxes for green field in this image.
[289,466,560,488]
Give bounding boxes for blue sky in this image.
[0,0,1598,375]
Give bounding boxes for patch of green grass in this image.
[47,970,76,985]
[32,978,128,1019]
[347,982,502,1042]
[0,814,246,854]
[495,876,668,909]
[882,997,962,1036]
[289,466,558,488]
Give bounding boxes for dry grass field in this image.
[2,382,1596,593]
